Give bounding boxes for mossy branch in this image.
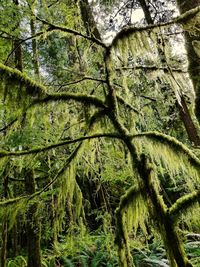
[57,76,107,88]
[0,133,121,158]
[110,6,200,48]
[35,93,106,109]
[0,118,17,133]
[130,131,200,170]
[0,196,28,208]
[26,111,105,201]
[169,190,200,222]
[0,63,106,109]
[116,186,143,213]
[115,65,187,73]
[0,63,46,96]
[116,94,140,114]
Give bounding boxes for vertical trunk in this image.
[13,39,23,71]
[78,0,101,40]
[176,0,200,122]
[12,223,18,257]
[179,96,200,146]
[0,219,8,267]
[25,170,42,267]
[115,209,134,267]
[30,18,40,78]
[139,0,200,145]
[136,153,193,267]
[13,0,23,71]
[0,175,9,267]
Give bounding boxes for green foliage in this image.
[7,255,27,267]
[185,241,200,267]
[42,222,118,267]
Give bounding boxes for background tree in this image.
[176,0,200,123]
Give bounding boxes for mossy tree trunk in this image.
[176,0,200,123]
[109,112,193,266]
[115,208,134,267]
[138,154,193,267]
[25,169,42,267]
[0,217,8,267]
[0,176,9,267]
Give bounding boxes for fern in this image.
[7,255,27,267]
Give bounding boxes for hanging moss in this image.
[169,189,200,222]
[110,5,200,51]
[139,154,193,267]
[0,63,106,112]
[0,63,46,96]
[131,131,200,170]
[115,185,148,267]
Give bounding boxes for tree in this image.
[176,0,200,123]
[0,1,200,267]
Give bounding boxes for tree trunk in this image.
[13,0,23,71]
[139,154,193,267]
[176,0,200,123]
[136,152,193,267]
[78,0,101,40]
[25,170,42,267]
[178,95,200,146]
[30,18,40,78]
[139,0,200,146]
[0,218,8,267]
[0,176,9,267]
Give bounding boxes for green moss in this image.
[40,93,106,109]
[0,63,46,97]
[131,131,200,171]
[169,190,200,222]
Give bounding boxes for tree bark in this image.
[30,18,40,78]
[176,0,200,123]
[0,176,9,267]
[78,0,101,40]
[140,155,193,267]
[13,0,23,71]
[25,170,42,267]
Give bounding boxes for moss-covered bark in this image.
[25,169,41,267]
[176,0,200,122]
[138,154,193,267]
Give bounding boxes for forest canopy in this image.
[0,0,200,267]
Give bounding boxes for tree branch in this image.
[0,132,121,158]
[110,6,200,48]
[56,76,107,88]
[169,190,200,222]
[0,63,46,97]
[36,16,107,49]
[129,131,200,170]
[116,94,140,114]
[0,118,18,133]
[115,65,187,73]
[35,93,106,109]
[0,63,106,109]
